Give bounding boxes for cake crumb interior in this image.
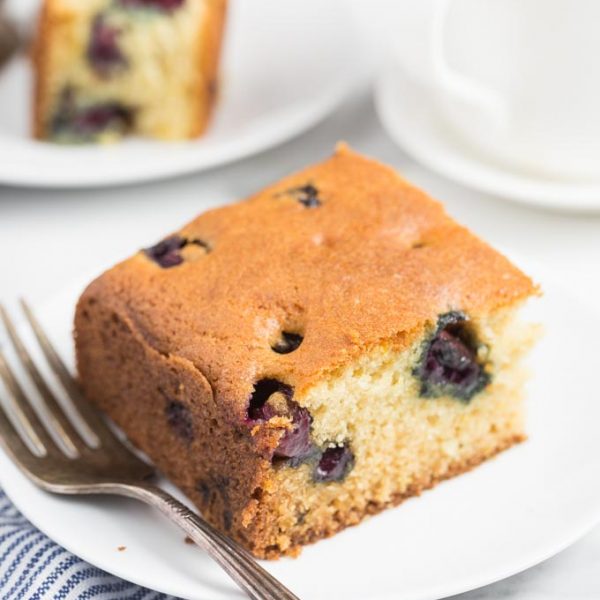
[245,306,538,557]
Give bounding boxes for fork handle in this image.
[118,482,300,600]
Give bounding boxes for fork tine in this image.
[0,394,42,467]
[0,304,80,458]
[20,299,118,450]
[0,349,59,457]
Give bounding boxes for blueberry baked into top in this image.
[75,144,538,558]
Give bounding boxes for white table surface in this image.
[0,90,599,599]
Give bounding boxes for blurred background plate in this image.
[375,63,600,213]
[0,0,360,188]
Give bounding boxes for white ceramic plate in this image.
[1,261,600,600]
[375,65,600,213]
[0,0,358,188]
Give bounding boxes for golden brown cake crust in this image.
[79,144,536,417]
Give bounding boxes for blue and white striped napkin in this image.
[0,490,177,600]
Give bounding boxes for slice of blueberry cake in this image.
[74,145,539,558]
[33,0,227,143]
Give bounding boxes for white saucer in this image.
[375,65,600,213]
[2,257,600,599]
[0,0,358,188]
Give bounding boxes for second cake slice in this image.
[33,0,227,142]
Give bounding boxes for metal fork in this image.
[0,300,299,600]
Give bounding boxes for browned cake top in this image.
[80,145,536,418]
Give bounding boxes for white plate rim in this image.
[375,64,600,213]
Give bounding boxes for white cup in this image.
[391,0,600,181]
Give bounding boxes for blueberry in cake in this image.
[74,145,539,558]
[33,0,227,143]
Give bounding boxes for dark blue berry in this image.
[282,184,322,208]
[272,332,303,354]
[87,16,126,77]
[165,400,194,443]
[247,379,315,460]
[415,312,490,401]
[143,236,209,269]
[144,236,186,268]
[314,444,354,483]
[118,0,185,11]
[274,404,314,460]
[51,89,132,141]
[196,480,211,504]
